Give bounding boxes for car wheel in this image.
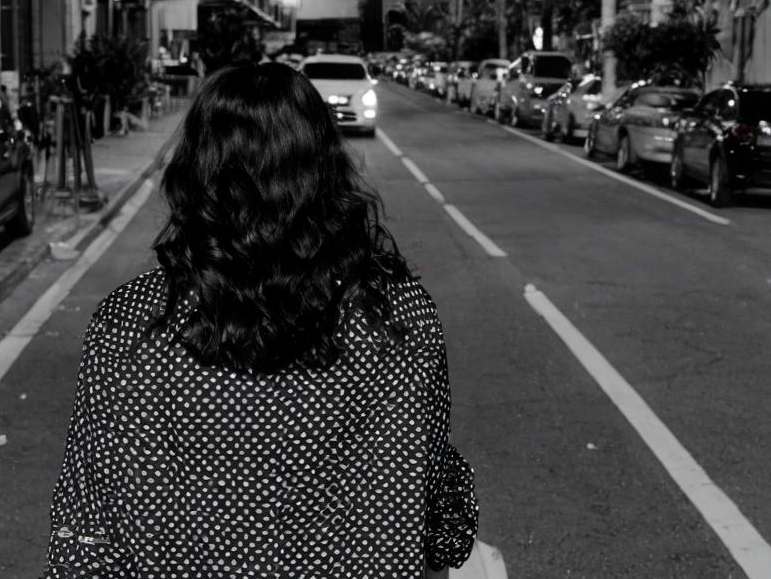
[616,134,632,172]
[584,126,597,159]
[7,169,34,237]
[670,143,687,191]
[709,155,731,207]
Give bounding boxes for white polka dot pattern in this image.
[42,268,478,578]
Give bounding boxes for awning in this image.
[199,0,280,28]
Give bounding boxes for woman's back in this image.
[43,63,477,578]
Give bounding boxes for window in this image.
[520,56,531,75]
[532,55,572,79]
[738,89,771,123]
[696,91,721,116]
[302,62,367,80]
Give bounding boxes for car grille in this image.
[328,104,357,123]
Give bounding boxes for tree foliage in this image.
[603,2,719,85]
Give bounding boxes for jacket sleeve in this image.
[419,303,479,571]
[42,309,129,578]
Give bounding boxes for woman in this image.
[43,63,478,578]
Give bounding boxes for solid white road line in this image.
[0,179,156,384]
[444,205,507,257]
[401,157,429,184]
[500,125,731,226]
[375,128,403,157]
[524,283,771,579]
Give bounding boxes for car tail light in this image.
[730,123,756,144]
[660,115,676,128]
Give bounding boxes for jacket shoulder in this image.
[95,267,167,331]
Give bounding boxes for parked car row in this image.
[390,50,771,208]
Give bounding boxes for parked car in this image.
[0,101,35,238]
[585,82,700,172]
[425,62,449,97]
[670,84,771,206]
[447,61,478,106]
[542,74,603,142]
[408,58,428,90]
[392,58,409,84]
[300,54,378,137]
[495,51,572,126]
[469,59,510,116]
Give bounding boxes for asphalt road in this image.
[2,80,770,577]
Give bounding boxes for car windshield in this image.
[533,56,572,78]
[303,62,367,80]
[739,90,771,123]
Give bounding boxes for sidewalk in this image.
[0,108,184,301]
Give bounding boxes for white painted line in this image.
[0,179,156,383]
[500,126,731,227]
[401,157,429,184]
[375,128,403,157]
[444,204,507,257]
[524,283,771,579]
[424,183,445,203]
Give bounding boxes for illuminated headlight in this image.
[328,95,350,106]
[429,82,435,89]
[533,86,544,96]
[361,89,377,107]
[13,119,22,131]
[363,109,377,119]
[760,121,771,136]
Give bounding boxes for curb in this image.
[0,124,179,303]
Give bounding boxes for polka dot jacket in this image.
[43,268,478,578]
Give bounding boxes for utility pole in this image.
[601,0,616,99]
[496,0,507,59]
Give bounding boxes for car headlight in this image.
[533,86,544,96]
[362,89,377,107]
[328,95,350,106]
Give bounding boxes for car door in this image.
[0,103,17,210]
[596,88,633,154]
[683,91,721,177]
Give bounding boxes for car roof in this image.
[637,85,700,95]
[481,59,510,66]
[301,54,366,65]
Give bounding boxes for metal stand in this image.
[50,95,102,220]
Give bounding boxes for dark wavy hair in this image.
[152,63,411,372]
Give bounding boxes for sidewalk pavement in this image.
[0,108,184,302]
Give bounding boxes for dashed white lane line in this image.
[0,179,156,383]
[424,183,446,203]
[401,157,429,184]
[524,284,771,579]
[444,205,507,257]
[376,127,506,258]
[375,128,403,157]
[499,125,731,227]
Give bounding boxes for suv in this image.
[469,59,510,116]
[495,51,573,127]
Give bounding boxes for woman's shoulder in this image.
[385,276,441,333]
[94,267,168,328]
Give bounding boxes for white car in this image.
[300,54,378,137]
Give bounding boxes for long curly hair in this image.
[152,63,411,372]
